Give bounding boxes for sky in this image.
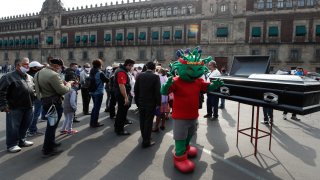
[0,0,140,18]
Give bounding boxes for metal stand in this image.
[236,103,273,156]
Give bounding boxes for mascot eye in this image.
[197,67,202,71]
[188,67,193,71]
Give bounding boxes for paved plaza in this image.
[0,94,319,180]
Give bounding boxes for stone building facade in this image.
[0,0,319,72]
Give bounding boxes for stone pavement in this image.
[0,94,319,180]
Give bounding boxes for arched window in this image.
[134,10,140,19]
[220,4,226,12]
[112,13,117,21]
[141,10,146,19]
[147,9,152,18]
[159,8,165,17]
[97,14,101,22]
[81,16,84,24]
[181,6,187,15]
[129,11,134,19]
[173,7,179,15]
[188,5,194,14]
[102,14,107,22]
[153,8,158,18]
[118,12,122,20]
[167,7,172,16]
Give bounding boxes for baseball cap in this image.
[29,61,44,68]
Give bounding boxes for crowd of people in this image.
[0,56,306,156]
[0,56,181,155]
[0,64,13,74]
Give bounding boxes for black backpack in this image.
[83,73,98,92]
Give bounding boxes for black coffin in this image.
[209,55,320,115]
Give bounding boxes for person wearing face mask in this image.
[80,63,92,115]
[27,61,45,137]
[0,57,36,153]
[104,66,113,113]
[34,58,73,157]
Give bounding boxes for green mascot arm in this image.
[161,76,174,95]
[208,78,224,92]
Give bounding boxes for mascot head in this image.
[169,46,212,82]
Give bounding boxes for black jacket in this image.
[114,65,131,97]
[0,70,36,110]
[134,70,161,107]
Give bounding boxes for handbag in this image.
[46,104,58,126]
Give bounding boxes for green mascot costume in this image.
[161,47,224,173]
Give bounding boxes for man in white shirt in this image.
[204,60,221,120]
[79,63,91,115]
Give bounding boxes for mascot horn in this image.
[161,46,224,173]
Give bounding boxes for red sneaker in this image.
[68,130,78,135]
[186,145,197,158]
[173,153,195,173]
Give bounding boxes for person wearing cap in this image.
[34,58,73,156]
[80,63,91,115]
[27,61,45,137]
[0,57,36,153]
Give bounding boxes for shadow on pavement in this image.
[272,126,316,166]
[102,126,166,180]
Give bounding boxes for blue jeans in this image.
[42,103,63,153]
[6,108,33,149]
[206,94,219,118]
[90,93,103,126]
[28,99,42,133]
[220,98,225,107]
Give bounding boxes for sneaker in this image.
[28,131,44,137]
[19,140,34,147]
[42,149,63,157]
[203,114,212,118]
[7,145,21,153]
[283,114,287,120]
[68,130,78,135]
[291,116,301,121]
[261,120,269,125]
[219,106,225,109]
[27,132,36,137]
